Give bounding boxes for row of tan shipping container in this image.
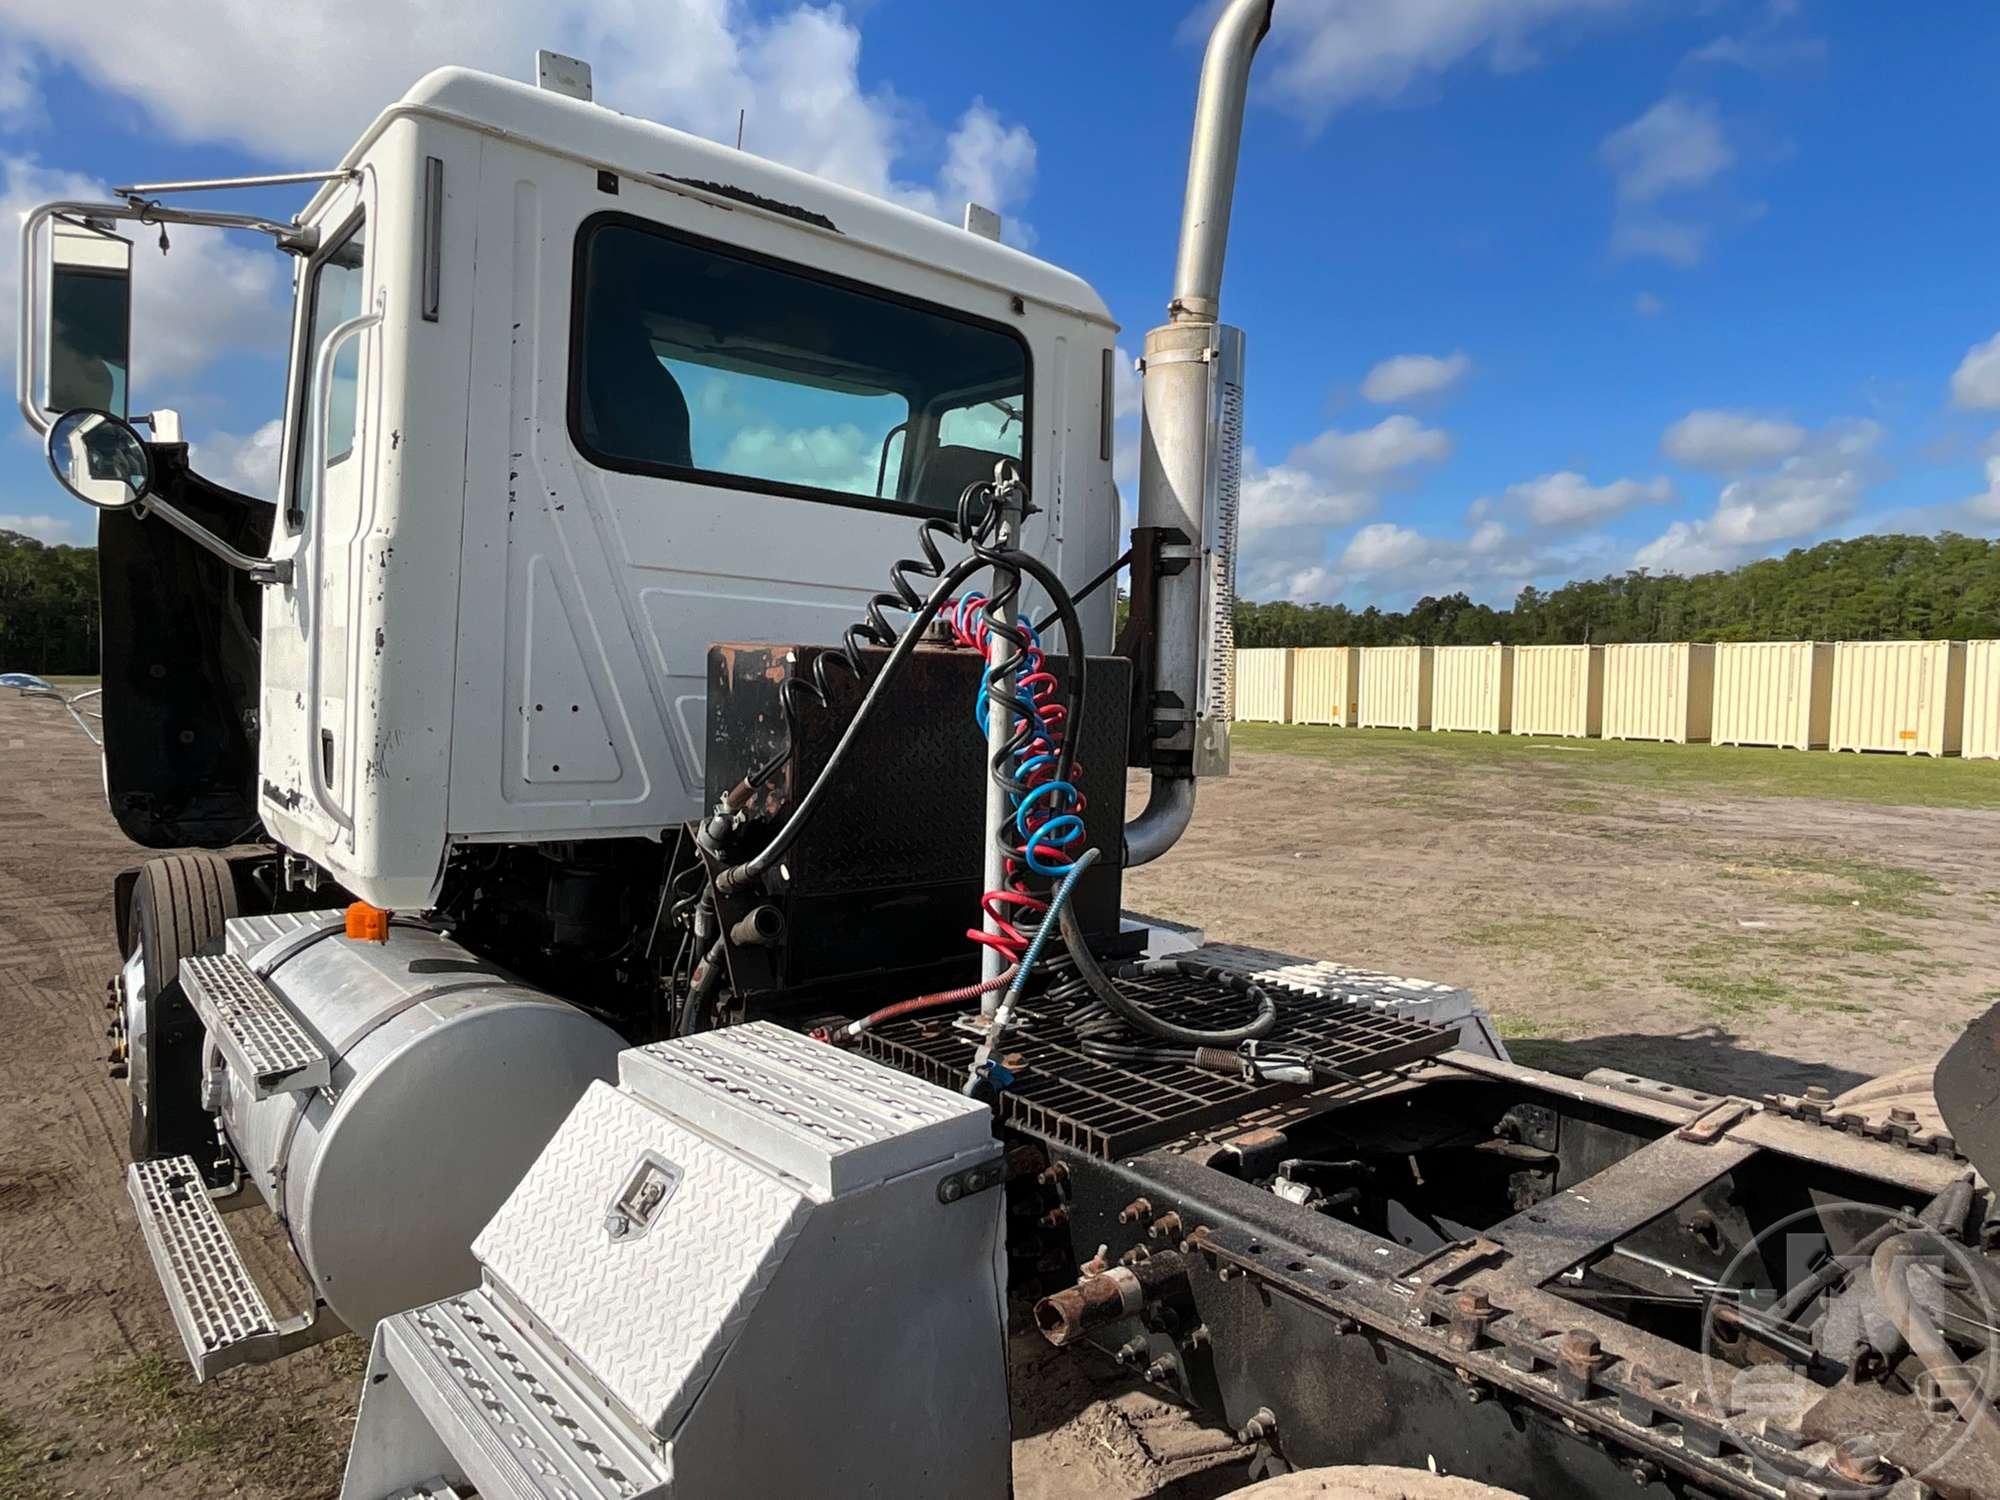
[1233,640,2000,758]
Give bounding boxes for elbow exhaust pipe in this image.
[1124,0,1272,867]
[1171,0,1277,322]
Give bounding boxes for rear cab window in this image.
[570,215,1030,517]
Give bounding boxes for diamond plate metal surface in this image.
[127,1156,277,1378]
[474,1081,810,1440]
[179,952,330,1097]
[387,1292,661,1499]
[621,1022,991,1195]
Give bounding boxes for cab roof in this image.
[330,66,1114,328]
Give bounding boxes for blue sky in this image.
[3,0,1998,609]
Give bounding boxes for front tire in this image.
[122,853,237,1161]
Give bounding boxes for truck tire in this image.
[122,853,237,1161]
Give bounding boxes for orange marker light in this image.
[345,902,392,943]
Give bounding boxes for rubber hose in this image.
[678,935,728,1037]
[1055,903,1278,1046]
[1871,1232,2000,1445]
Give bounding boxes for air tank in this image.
[217,916,623,1332]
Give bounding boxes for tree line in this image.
[9,527,2000,678]
[1234,533,2000,649]
[0,530,97,676]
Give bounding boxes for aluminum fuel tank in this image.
[218,914,623,1332]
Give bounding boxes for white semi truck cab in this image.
[32,59,1133,910]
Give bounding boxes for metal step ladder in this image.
[126,1156,341,1380]
[177,952,330,1098]
[346,1290,664,1500]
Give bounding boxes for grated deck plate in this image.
[857,968,1455,1158]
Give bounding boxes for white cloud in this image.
[0,156,287,403]
[1660,409,1807,472]
[0,3,1037,232]
[1610,217,1707,267]
[1259,515,1622,608]
[0,39,34,127]
[1359,350,1471,404]
[1634,419,1884,574]
[1600,96,1733,204]
[1340,522,1431,574]
[1112,345,1141,422]
[1633,291,1664,317]
[193,418,285,499]
[1234,416,1451,601]
[1600,96,1731,267]
[1688,2,1827,73]
[1500,469,1673,527]
[0,511,79,543]
[1294,414,1453,478]
[1245,0,1630,127]
[1950,332,2000,411]
[1239,455,1373,532]
[1965,455,2000,522]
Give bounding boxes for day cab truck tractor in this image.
[22,3,2000,1496]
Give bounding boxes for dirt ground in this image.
[3,694,1996,1497]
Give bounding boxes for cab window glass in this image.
[574,219,1030,516]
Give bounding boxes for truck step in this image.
[128,1156,281,1379]
[178,951,330,1098]
[351,1290,662,1500]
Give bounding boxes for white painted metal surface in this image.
[1711,641,1834,750]
[1431,644,1511,734]
[1511,645,1603,738]
[1601,642,1715,744]
[1233,647,1294,722]
[343,1023,1007,1499]
[1292,646,1357,726]
[1357,646,1432,730]
[254,67,1122,908]
[1830,640,1967,756]
[1963,640,2000,761]
[1192,942,1509,1062]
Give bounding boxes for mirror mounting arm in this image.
[135,494,293,585]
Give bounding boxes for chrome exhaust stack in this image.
[1123,0,1272,867]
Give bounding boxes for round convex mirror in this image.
[46,407,152,512]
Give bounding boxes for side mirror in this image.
[46,407,151,511]
[44,404,292,585]
[47,219,132,418]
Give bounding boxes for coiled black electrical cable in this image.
[712,528,1088,897]
[748,486,1003,790]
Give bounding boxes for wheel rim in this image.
[119,939,148,1110]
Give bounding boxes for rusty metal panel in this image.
[1511,645,1603,738]
[1712,641,1833,750]
[1830,640,1966,756]
[1232,648,1295,722]
[1292,646,1357,726]
[1964,640,2000,760]
[1431,644,1511,734]
[1601,642,1715,744]
[1356,646,1432,730]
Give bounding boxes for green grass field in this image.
[1232,723,2000,810]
